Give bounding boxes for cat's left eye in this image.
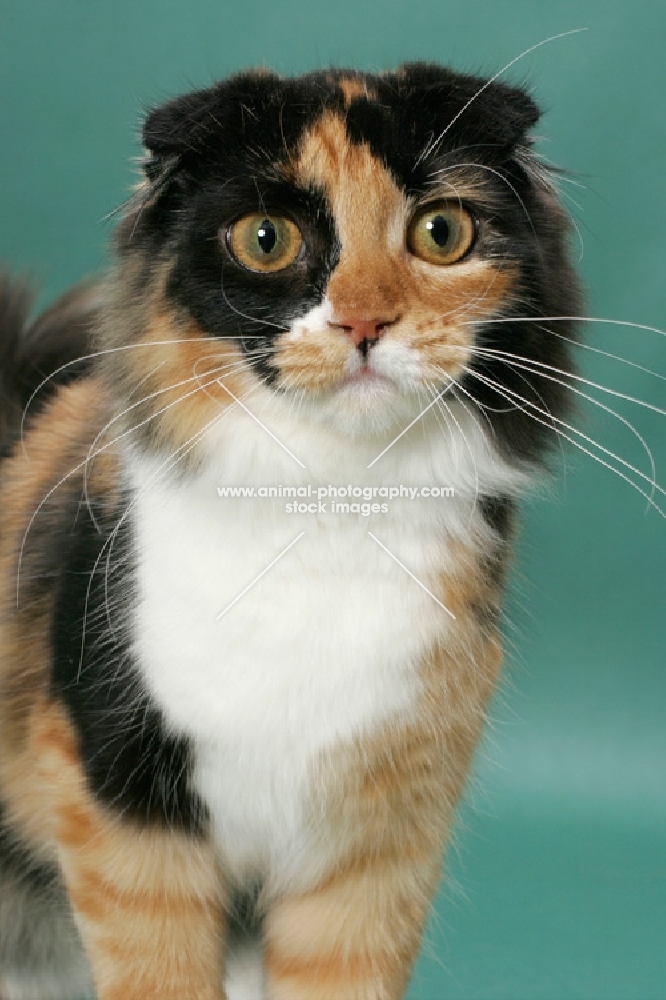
[407,201,476,266]
[226,214,304,273]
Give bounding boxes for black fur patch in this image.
[166,178,339,387]
[51,500,203,832]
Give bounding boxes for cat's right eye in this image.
[226,213,304,273]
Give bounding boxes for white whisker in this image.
[463,313,666,340]
[428,377,480,523]
[472,344,666,418]
[82,356,252,531]
[18,363,249,607]
[19,333,270,455]
[532,322,666,383]
[468,367,665,517]
[472,347,658,503]
[415,28,587,165]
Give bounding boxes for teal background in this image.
[1,2,664,997]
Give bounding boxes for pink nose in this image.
[331,315,398,347]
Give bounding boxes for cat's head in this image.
[105,65,579,465]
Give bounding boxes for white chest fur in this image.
[128,398,523,893]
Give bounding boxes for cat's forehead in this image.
[287,109,407,259]
[142,63,540,194]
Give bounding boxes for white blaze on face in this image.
[285,301,332,343]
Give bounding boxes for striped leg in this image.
[264,850,441,1000]
[33,702,226,1000]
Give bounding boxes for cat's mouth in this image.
[335,367,394,390]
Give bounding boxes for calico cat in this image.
[0,64,579,1000]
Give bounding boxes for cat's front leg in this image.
[264,624,502,1000]
[264,846,441,1000]
[32,700,226,1000]
[263,723,457,1000]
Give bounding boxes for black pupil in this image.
[428,215,451,248]
[257,219,277,254]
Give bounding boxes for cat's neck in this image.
[122,389,530,507]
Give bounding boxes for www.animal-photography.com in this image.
[0,2,664,999]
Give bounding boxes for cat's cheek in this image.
[400,262,518,382]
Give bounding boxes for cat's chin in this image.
[286,379,427,439]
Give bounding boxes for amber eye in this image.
[407,202,476,265]
[227,214,303,272]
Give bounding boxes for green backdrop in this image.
[1,2,664,998]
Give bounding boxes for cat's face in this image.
[109,65,579,460]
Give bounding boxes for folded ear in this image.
[449,77,541,153]
[485,80,540,140]
[394,63,541,165]
[143,89,218,157]
[141,88,223,180]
